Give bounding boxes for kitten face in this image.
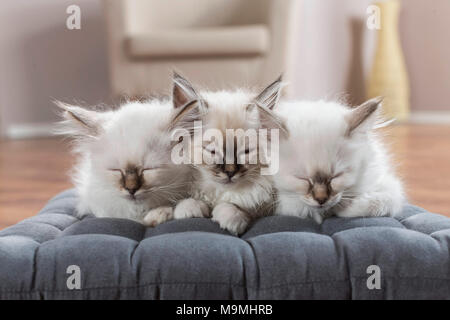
[170,73,286,190]
[58,99,194,206]
[101,160,175,202]
[276,142,358,210]
[198,106,265,188]
[90,114,175,202]
[275,98,382,212]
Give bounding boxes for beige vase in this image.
[367,0,410,121]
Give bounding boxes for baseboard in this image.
[5,122,56,139]
[408,111,450,124]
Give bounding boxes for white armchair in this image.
[103,0,299,97]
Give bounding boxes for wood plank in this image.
[0,138,73,228]
[384,124,450,216]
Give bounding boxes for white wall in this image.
[1,0,449,138]
[0,0,110,137]
[399,0,450,111]
[291,0,376,105]
[291,0,450,110]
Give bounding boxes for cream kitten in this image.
[274,97,405,223]
[171,73,287,235]
[57,98,197,226]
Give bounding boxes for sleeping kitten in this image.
[274,97,405,223]
[57,98,197,226]
[171,73,287,235]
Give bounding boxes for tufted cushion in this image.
[0,189,449,300]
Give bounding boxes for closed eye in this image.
[142,167,161,172]
[295,176,312,186]
[331,172,344,180]
[203,147,216,155]
[108,169,124,177]
[239,148,253,157]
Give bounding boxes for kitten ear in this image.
[55,101,104,138]
[254,75,284,110]
[169,99,203,135]
[246,103,289,139]
[172,71,199,109]
[346,96,383,136]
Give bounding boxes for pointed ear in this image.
[172,71,199,109]
[246,103,289,139]
[254,75,284,110]
[169,99,203,135]
[346,96,383,136]
[55,101,103,138]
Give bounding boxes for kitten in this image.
[274,97,405,223]
[170,73,287,235]
[56,98,198,226]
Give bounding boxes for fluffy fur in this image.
[171,73,286,235]
[57,99,194,225]
[274,98,406,223]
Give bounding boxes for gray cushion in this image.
[0,189,449,300]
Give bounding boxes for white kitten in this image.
[274,97,405,223]
[170,73,286,235]
[57,98,196,226]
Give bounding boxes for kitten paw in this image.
[335,199,373,218]
[335,208,357,218]
[312,212,324,224]
[174,198,210,219]
[211,203,249,236]
[143,206,174,227]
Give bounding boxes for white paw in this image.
[335,208,357,218]
[143,206,174,227]
[211,203,249,236]
[312,212,324,224]
[335,199,371,218]
[174,198,210,219]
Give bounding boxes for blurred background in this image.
[0,0,449,228]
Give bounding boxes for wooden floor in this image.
[0,138,73,229]
[0,124,449,230]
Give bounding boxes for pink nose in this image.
[223,164,238,178]
[312,184,329,205]
[123,168,142,195]
[125,185,139,195]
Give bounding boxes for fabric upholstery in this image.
[126,25,269,58]
[0,189,449,299]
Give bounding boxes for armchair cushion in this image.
[125,25,269,58]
